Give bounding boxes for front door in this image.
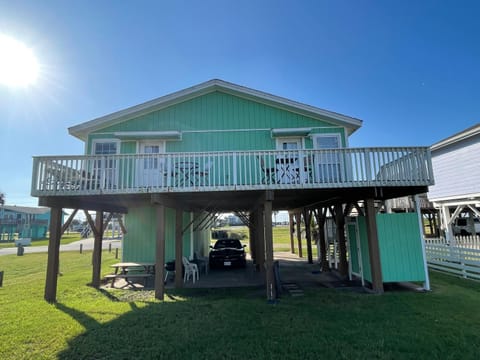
[137,141,165,187]
[275,138,303,184]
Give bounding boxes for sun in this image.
[0,34,39,88]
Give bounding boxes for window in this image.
[94,141,117,155]
[142,145,161,169]
[313,134,342,183]
[91,140,119,189]
[314,134,341,149]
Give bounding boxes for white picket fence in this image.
[425,235,480,280]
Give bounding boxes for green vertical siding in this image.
[376,213,426,282]
[123,207,157,262]
[123,206,210,262]
[87,91,345,153]
[121,141,137,154]
[356,213,425,284]
[347,223,360,274]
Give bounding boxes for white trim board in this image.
[431,123,480,151]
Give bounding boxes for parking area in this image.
[105,252,362,292]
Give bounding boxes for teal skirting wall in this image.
[352,213,425,283]
[122,206,210,263]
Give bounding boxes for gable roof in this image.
[69,79,363,141]
[431,123,480,151]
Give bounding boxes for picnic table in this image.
[105,262,155,289]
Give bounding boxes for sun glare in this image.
[0,34,39,88]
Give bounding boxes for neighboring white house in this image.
[428,123,480,240]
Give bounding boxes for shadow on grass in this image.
[96,287,121,302]
[55,302,100,331]
[55,272,480,359]
[56,288,274,360]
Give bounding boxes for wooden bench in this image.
[104,273,153,289]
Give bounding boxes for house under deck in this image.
[32,147,433,302]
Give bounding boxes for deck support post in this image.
[249,212,256,264]
[264,191,276,301]
[44,207,63,303]
[365,198,384,293]
[255,209,265,273]
[440,205,455,245]
[175,208,183,289]
[289,213,295,254]
[314,208,330,272]
[335,204,348,277]
[155,205,166,300]
[303,208,313,264]
[295,212,303,258]
[91,211,104,288]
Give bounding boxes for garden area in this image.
[1,244,480,359]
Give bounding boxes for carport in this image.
[42,183,428,303]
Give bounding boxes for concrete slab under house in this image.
[30,79,434,302]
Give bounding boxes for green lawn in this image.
[1,250,480,359]
[0,233,83,249]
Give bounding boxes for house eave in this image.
[68,79,363,141]
[431,123,480,152]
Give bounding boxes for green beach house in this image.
[31,79,433,301]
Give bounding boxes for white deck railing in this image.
[31,147,433,196]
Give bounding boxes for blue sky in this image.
[0,0,479,206]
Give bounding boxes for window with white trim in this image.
[91,140,119,189]
[94,141,118,155]
[313,134,343,183]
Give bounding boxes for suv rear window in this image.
[214,239,243,249]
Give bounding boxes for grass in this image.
[0,233,83,249]
[1,250,480,359]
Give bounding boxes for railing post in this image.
[100,156,106,190]
[31,157,40,195]
[426,148,433,183]
[232,153,237,186]
[364,149,372,183]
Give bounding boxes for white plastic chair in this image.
[182,256,199,283]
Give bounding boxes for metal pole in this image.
[414,195,431,291]
[79,244,83,254]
